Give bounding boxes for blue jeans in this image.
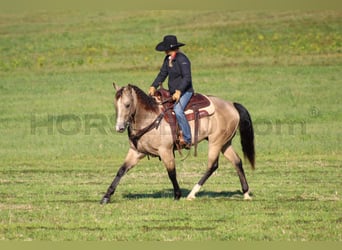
[174,91,193,144]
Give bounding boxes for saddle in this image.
[155,88,214,156]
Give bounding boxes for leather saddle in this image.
[155,88,212,121]
[155,88,214,156]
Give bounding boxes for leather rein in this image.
[128,97,174,149]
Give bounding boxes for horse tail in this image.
[233,102,255,169]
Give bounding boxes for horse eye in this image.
[125,103,130,109]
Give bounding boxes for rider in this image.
[149,35,194,149]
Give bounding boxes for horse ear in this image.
[113,82,120,91]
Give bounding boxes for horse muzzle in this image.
[115,122,127,133]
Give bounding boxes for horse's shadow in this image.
[123,189,245,200]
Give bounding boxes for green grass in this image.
[0,10,341,241]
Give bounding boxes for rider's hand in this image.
[149,86,156,96]
[172,90,181,103]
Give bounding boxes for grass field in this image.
[0,10,341,241]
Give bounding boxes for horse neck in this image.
[131,92,160,130]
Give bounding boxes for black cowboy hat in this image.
[155,35,185,51]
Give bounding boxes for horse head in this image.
[113,83,136,133]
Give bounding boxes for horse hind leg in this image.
[222,144,252,200]
[187,158,219,200]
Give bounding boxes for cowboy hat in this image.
[155,35,185,51]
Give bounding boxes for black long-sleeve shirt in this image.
[151,52,194,95]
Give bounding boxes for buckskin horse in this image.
[100,83,255,204]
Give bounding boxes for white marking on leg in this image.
[244,192,252,200]
[187,184,202,200]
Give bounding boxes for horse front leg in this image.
[100,163,128,204]
[100,148,145,204]
[160,149,181,200]
[167,168,182,200]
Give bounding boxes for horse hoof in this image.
[186,195,196,201]
[100,197,110,204]
[174,191,182,200]
[174,195,181,201]
[243,193,252,200]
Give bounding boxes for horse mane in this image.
[115,87,124,100]
[129,84,159,113]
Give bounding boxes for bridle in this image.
[127,96,175,149]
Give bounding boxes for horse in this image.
[100,83,255,204]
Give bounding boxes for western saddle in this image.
[155,87,213,156]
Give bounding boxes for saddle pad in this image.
[184,94,215,117]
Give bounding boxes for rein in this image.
[160,97,173,105]
[128,101,174,148]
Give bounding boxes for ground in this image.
[0,10,341,241]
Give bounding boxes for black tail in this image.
[233,102,255,169]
